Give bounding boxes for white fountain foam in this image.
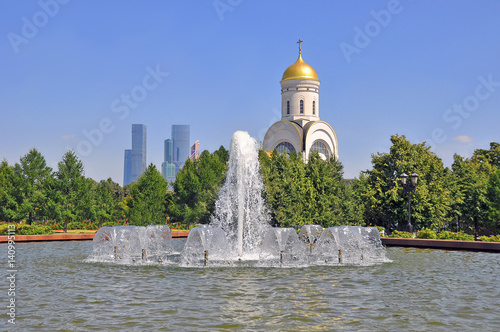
[210,131,271,260]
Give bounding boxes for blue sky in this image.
[2,0,500,185]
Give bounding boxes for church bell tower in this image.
[263,39,338,161]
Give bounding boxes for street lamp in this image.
[400,172,419,233]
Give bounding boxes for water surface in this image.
[2,240,499,331]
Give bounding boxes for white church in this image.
[263,40,338,161]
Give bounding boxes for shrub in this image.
[417,229,437,239]
[437,231,475,241]
[66,221,98,230]
[479,235,500,242]
[0,223,54,235]
[387,230,414,238]
[102,221,125,227]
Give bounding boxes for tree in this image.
[168,147,229,225]
[305,152,344,227]
[47,151,88,232]
[472,142,500,167]
[261,151,312,227]
[127,164,168,225]
[0,160,20,222]
[13,148,52,224]
[169,158,201,224]
[260,150,363,228]
[361,135,452,232]
[451,154,493,236]
[485,168,500,232]
[94,178,124,227]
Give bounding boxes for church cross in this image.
[297,39,303,54]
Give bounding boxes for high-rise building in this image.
[164,139,173,163]
[171,125,190,174]
[162,138,175,184]
[161,161,176,184]
[131,124,147,182]
[123,149,132,186]
[190,140,200,161]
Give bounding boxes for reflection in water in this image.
[4,240,500,331]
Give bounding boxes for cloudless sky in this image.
[2,0,500,185]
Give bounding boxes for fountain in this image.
[310,226,387,265]
[86,131,389,267]
[259,227,307,266]
[208,131,271,260]
[180,225,230,266]
[181,131,389,267]
[85,225,174,264]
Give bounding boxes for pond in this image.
[2,240,499,331]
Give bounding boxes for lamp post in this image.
[400,172,419,233]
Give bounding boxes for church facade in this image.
[263,41,338,161]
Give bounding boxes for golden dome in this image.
[281,54,319,82]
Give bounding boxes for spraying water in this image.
[210,131,271,259]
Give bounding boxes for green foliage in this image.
[168,147,229,225]
[101,220,128,227]
[13,149,53,224]
[262,151,314,227]
[0,160,19,222]
[416,228,437,239]
[387,230,414,238]
[485,168,500,232]
[93,178,125,227]
[126,164,168,226]
[360,134,452,232]
[66,221,97,230]
[479,235,500,242]
[260,150,363,228]
[2,139,499,237]
[389,229,477,241]
[44,150,90,230]
[472,142,500,167]
[451,154,494,235]
[0,223,54,235]
[436,231,475,241]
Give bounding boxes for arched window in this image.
[309,140,331,160]
[275,142,296,155]
[286,101,290,115]
[312,100,316,115]
[300,100,304,114]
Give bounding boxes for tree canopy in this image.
[0,138,498,235]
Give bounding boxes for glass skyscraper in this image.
[161,161,176,184]
[131,124,147,182]
[123,149,132,186]
[171,125,190,175]
[162,138,176,184]
[164,138,173,163]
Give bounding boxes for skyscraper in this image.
[171,125,190,175]
[123,149,132,186]
[162,138,176,184]
[164,138,173,163]
[161,161,176,184]
[131,124,147,182]
[190,140,200,161]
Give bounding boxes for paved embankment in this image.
[381,237,500,253]
[0,231,190,243]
